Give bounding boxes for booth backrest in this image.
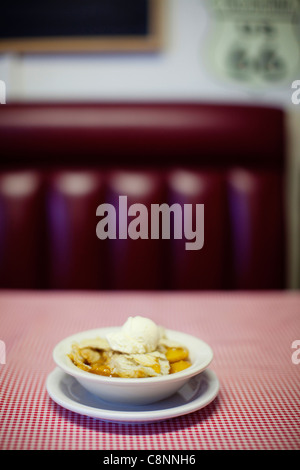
[0,103,285,290]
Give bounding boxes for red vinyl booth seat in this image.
[0,103,286,290]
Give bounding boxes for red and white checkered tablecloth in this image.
[0,290,299,450]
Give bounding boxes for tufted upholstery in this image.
[0,103,286,290]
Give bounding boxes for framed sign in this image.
[0,0,163,53]
[205,0,300,88]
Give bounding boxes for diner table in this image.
[0,289,299,452]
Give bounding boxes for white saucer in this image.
[46,368,219,423]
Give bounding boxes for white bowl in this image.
[53,327,214,405]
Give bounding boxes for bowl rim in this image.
[53,326,214,385]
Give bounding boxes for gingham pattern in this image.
[0,291,299,450]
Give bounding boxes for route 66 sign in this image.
[205,0,300,88]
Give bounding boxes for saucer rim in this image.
[46,367,219,423]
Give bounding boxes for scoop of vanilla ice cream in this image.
[106,316,161,354]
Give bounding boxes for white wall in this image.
[0,0,298,106]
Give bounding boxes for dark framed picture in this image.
[0,0,163,53]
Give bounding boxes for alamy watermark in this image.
[291,340,300,365]
[291,80,300,105]
[0,340,5,365]
[0,80,6,104]
[96,196,204,251]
